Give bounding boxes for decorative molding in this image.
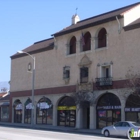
[78,54,92,67]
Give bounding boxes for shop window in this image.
[98,28,107,48]
[1,106,9,120]
[96,93,121,129]
[57,96,76,127]
[36,97,53,125]
[80,32,91,52]
[13,99,22,123]
[24,98,32,124]
[80,67,88,83]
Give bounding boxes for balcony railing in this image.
[95,77,113,87]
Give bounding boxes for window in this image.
[63,66,70,79]
[80,67,88,83]
[98,28,107,48]
[67,36,76,55]
[96,63,113,87]
[80,32,91,52]
[69,36,76,54]
[114,122,122,127]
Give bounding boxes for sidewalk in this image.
[0,122,102,135]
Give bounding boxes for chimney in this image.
[72,14,80,25]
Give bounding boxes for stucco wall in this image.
[10,18,140,92]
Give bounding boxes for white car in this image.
[101,121,140,138]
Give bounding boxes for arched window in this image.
[69,36,76,54]
[125,94,140,122]
[36,97,53,125]
[96,93,121,128]
[24,98,32,124]
[98,28,107,48]
[82,32,91,51]
[13,99,22,123]
[57,96,76,127]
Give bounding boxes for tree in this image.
[117,67,140,100]
[71,90,96,110]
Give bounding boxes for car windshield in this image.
[132,122,140,126]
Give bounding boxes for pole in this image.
[31,57,35,127]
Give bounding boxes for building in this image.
[0,92,10,122]
[10,2,140,129]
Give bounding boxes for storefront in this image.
[96,93,121,128]
[125,94,140,122]
[57,96,76,127]
[13,99,22,123]
[36,97,53,125]
[24,98,32,124]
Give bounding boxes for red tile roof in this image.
[52,2,140,37]
[11,38,54,59]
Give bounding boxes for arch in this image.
[96,93,121,129]
[125,94,140,122]
[83,32,91,51]
[13,99,22,123]
[57,96,76,127]
[69,36,76,54]
[58,96,75,106]
[97,28,107,48]
[97,93,121,107]
[36,97,53,125]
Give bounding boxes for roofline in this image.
[11,38,54,59]
[52,15,123,37]
[123,22,140,31]
[11,44,54,59]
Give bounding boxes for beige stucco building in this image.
[10,2,140,129]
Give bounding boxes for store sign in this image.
[37,102,51,109]
[125,108,140,112]
[97,106,121,110]
[26,103,33,109]
[15,104,22,110]
[57,106,76,110]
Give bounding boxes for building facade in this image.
[10,2,140,129]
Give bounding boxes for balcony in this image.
[95,77,113,87]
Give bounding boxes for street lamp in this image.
[17,50,35,127]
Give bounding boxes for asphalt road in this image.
[0,126,128,140]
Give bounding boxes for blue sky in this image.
[0,0,139,81]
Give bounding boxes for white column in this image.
[53,104,57,126]
[12,103,14,123]
[76,105,82,128]
[33,102,37,125]
[121,100,125,121]
[22,105,24,124]
[90,104,96,129]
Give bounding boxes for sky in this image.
[0,0,140,82]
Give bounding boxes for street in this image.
[0,126,129,140]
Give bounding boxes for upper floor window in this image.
[98,28,107,48]
[80,32,91,52]
[80,67,88,83]
[68,36,76,55]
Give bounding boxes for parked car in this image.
[101,121,140,138]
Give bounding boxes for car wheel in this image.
[104,130,110,137]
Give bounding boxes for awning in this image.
[0,102,9,106]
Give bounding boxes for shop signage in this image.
[57,106,76,110]
[15,104,22,110]
[37,102,51,109]
[125,108,140,112]
[26,103,33,109]
[97,106,121,110]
